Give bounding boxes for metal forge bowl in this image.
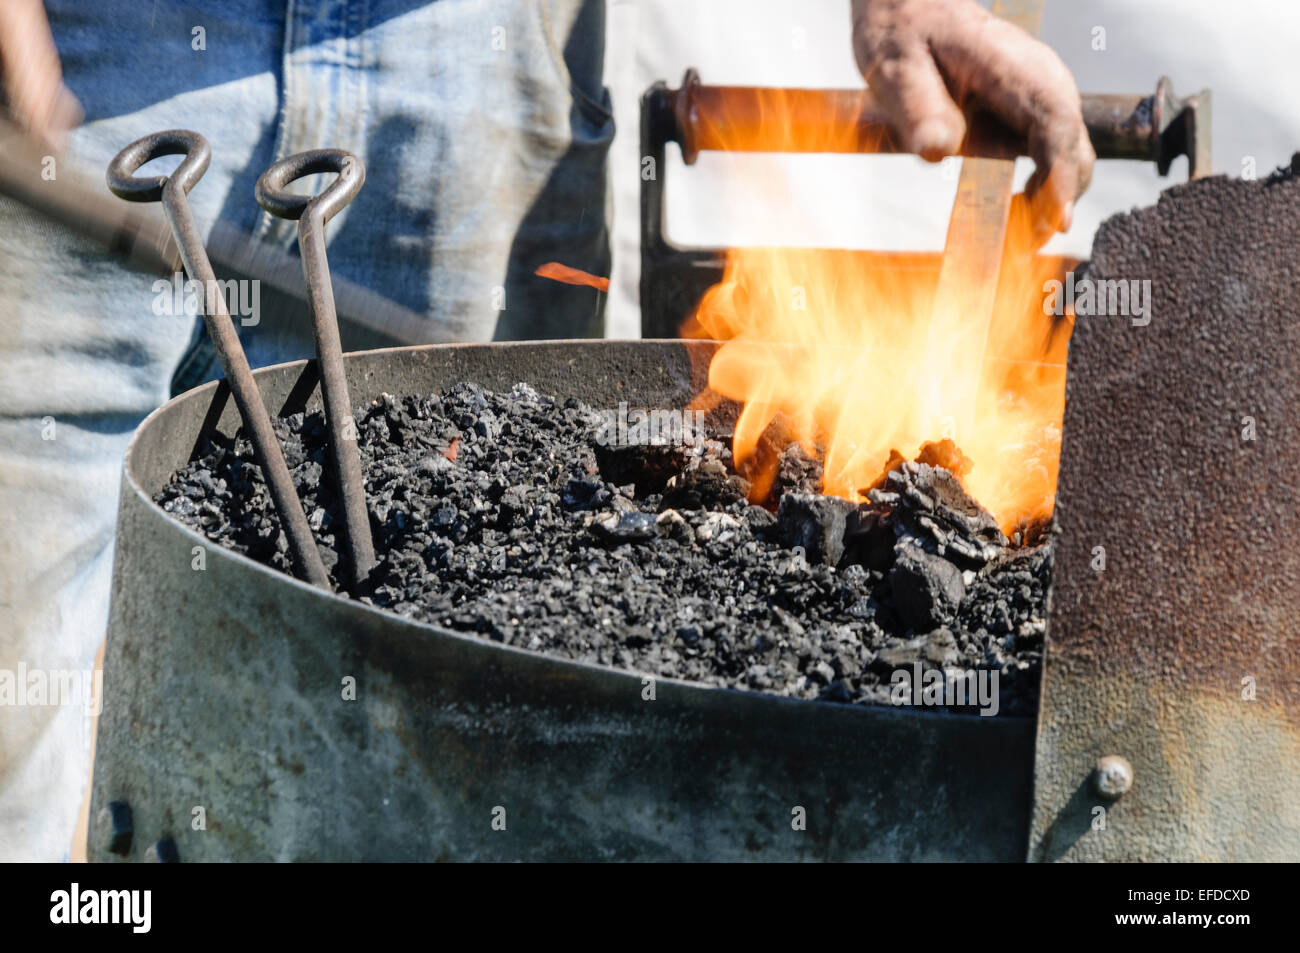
[88,340,1034,862]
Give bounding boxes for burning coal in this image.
[673,82,1072,535]
[683,226,1069,536]
[156,380,1048,715]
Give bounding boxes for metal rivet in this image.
[1094,754,1134,799]
[145,838,180,863]
[103,800,133,856]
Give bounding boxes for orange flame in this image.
[535,261,610,292]
[687,240,1069,533]
[679,93,1071,535]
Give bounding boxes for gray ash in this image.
[157,382,1048,715]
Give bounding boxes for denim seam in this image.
[347,0,370,152]
[258,0,303,246]
[534,0,614,126]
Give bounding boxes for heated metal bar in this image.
[927,0,1039,445]
[256,150,377,590]
[992,0,1044,33]
[107,130,332,590]
[926,158,1016,443]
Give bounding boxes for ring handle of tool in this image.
[659,69,1210,179]
[255,150,365,224]
[107,129,212,202]
[256,150,377,590]
[106,130,333,590]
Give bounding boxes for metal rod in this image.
[256,150,377,590]
[107,130,332,590]
[924,0,1042,444]
[659,70,1210,178]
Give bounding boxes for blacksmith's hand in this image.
[0,1,81,149]
[851,0,1094,245]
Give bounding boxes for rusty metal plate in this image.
[1030,169,1300,861]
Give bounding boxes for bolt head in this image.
[100,800,133,856]
[1095,754,1134,799]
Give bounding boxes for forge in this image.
[84,68,1300,862]
[92,340,1050,862]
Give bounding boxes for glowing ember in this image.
[535,261,610,292]
[684,221,1070,536]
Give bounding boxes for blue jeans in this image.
[0,0,611,860]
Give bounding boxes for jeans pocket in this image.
[535,0,614,129]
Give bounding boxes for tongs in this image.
[107,131,376,590]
